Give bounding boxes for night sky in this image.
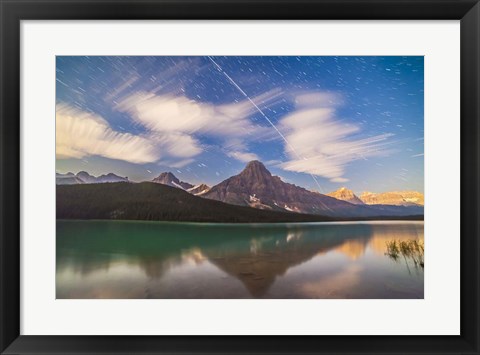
[56,56,424,194]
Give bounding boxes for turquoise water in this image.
[56,220,424,299]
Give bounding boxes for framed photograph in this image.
[1,0,479,354]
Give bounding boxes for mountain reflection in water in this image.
[56,221,424,299]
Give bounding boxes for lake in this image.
[56,220,424,299]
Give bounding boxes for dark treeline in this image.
[57,182,423,223]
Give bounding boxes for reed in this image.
[385,239,424,269]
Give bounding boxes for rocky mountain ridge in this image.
[152,172,194,190]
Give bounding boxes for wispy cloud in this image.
[114,90,282,164]
[115,90,281,137]
[56,103,202,164]
[104,58,201,103]
[159,158,196,168]
[56,103,159,163]
[227,151,260,163]
[278,92,395,182]
[411,153,424,158]
[104,75,140,102]
[58,86,396,179]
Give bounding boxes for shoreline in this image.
[56,218,424,227]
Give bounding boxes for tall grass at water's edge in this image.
[385,239,424,269]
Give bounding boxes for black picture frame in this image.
[1,0,479,354]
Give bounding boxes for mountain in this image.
[152,172,194,190]
[202,161,423,218]
[56,162,423,220]
[187,184,211,195]
[57,182,342,223]
[56,171,128,185]
[202,161,384,217]
[76,171,97,184]
[327,187,365,205]
[360,191,424,206]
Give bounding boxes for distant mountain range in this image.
[360,190,424,206]
[56,171,128,185]
[56,160,424,220]
[327,187,365,205]
[327,187,424,207]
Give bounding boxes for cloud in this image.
[218,89,284,121]
[114,90,282,163]
[114,90,281,138]
[227,151,260,163]
[278,93,394,182]
[56,103,202,164]
[104,59,195,103]
[104,75,140,102]
[158,158,196,168]
[411,153,424,158]
[58,85,395,176]
[148,131,202,158]
[56,103,160,164]
[293,92,343,108]
[331,177,350,183]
